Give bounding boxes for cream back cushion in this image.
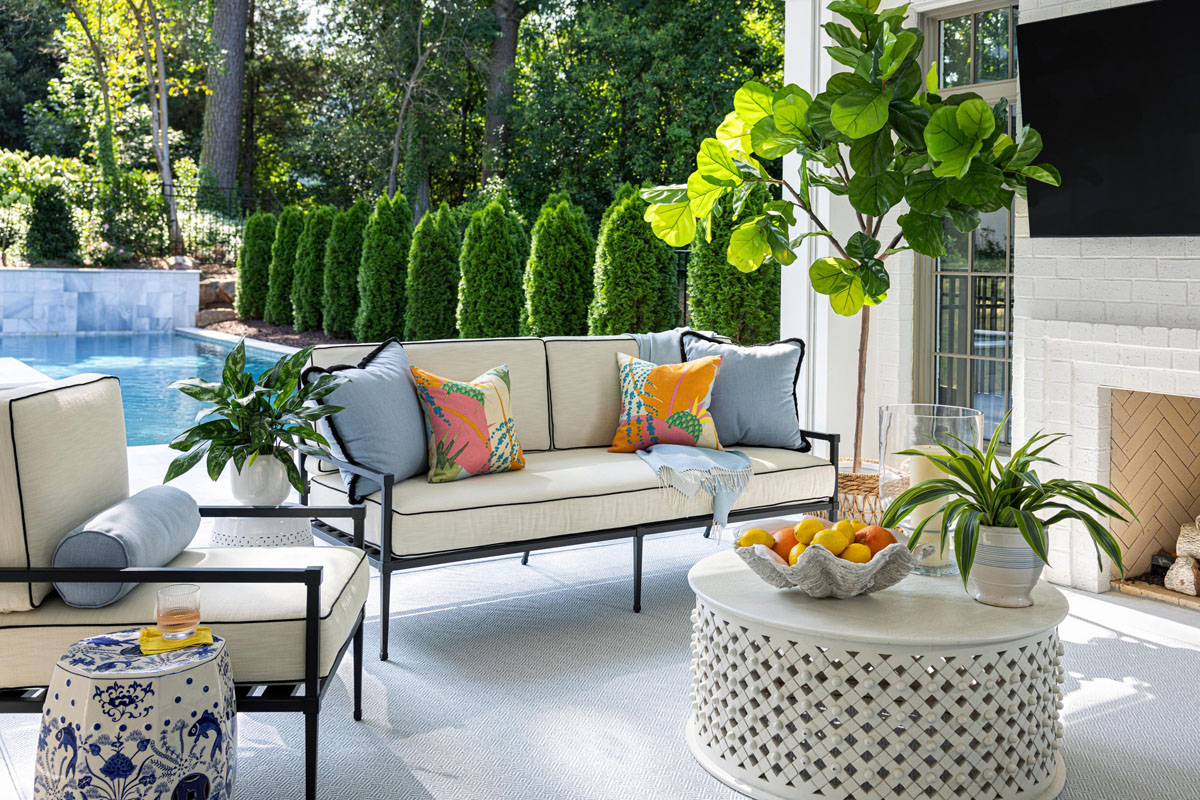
[309,338,551,452]
[544,337,639,449]
[0,375,129,612]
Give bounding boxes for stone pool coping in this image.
[175,326,299,355]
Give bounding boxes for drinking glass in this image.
[157,584,201,640]
[879,404,983,576]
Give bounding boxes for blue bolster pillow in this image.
[52,485,201,608]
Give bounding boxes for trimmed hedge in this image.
[26,185,78,263]
[404,202,460,341]
[291,205,336,332]
[523,194,595,336]
[457,201,523,338]
[235,211,276,320]
[265,206,304,325]
[587,191,679,335]
[354,193,413,342]
[687,183,780,344]
[322,199,371,339]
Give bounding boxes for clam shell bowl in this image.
[732,517,933,599]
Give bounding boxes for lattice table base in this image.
[688,599,1066,800]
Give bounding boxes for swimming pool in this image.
[0,333,284,445]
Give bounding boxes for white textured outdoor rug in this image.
[3,529,1199,800]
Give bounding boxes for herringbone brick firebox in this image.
[1109,389,1200,578]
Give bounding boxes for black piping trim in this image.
[0,552,367,632]
[311,461,833,516]
[7,376,122,611]
[680,330,810,452]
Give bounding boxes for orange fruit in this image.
[773,528,799,560]
[788,542,807,565]
[855,525,898,556]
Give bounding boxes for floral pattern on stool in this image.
[609,352,723,453]
[34,628,237,800]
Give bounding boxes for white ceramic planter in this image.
[967,525,1046,608]
[230,454,290,507]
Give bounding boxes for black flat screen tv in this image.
[1018,0,1200,237]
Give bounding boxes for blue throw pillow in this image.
[53,485,200,608]
[301,339,427,503]
[681,332,810,451]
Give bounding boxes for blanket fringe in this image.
[654,464,753,510]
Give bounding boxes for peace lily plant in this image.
[642,0,1060,469]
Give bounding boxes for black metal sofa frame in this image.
[301,431,841,662]
[0,505,366,800]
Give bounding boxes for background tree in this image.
[457,200,521,337]
[291,204,335,331]
[265,204,303,324]
[0,1,61,152]
[322,198,371,338]
[405,201,460,340]
[481,0,537,180]
[523,194,594,336]
[235,210,275,319]
[355,192,414,341]
[25,185,79,262]
[198,0,249,195]
[686,181,779,343]
[588,191,678,335]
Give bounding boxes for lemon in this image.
[737,528,774,548]
[812,529,849,556]
[841,543,872,563]
[793,518,825,545]
[848,519,868,534]
[833,519,858,540]
[788,542,807,565]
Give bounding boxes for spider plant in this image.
[879,412,1136,585]
[163,339,348,492]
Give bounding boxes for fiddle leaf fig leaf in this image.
[898,211,947,258]
[945,202,981,233]
[733,81,775,125]
[889,100,931,151]
[750,116,803,159]
[715,111,752,153]
[773,89,812,136]
[807,92,849,143]
[728,217,772,272]
[831,85,893,139]
[1021,163,1062,186]
[859,257,890,302]
[1007,126,1043,169]
[846,231,881,260]
[848,170,904,216]
[686,171,729,218]
[849,127,894,176]
[639,185,687,204]
[810,256,866,316]
[925,62,938,94]
[828,45,866,68]
[824,21,862,49]
[643,202,696,247]
[955,97,995,142]
[696,138,743,186]
[904,171,951,213]
[948,160,1004,206]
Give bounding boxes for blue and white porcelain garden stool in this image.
[33,628,237,800]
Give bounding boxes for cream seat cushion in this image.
[310,447,835,557]
[0,546,368,689]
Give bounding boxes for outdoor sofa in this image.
[301,335,841,661]
[0,374,369,800]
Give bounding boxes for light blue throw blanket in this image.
[627,326,703,365]
[637,445,753,535]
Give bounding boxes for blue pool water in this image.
[0,334,283,445]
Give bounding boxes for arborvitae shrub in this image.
[322,199,371,338]
[687,183,780,344]
[405,203,460,341]
[235,211,276,319]
[523,195,595,336]
[26,185,78,263]
[599,183,636,231]
[291,205,336,332]
[456,201,523,338]
[354,193,413,342]
[588,191,679,335]
[265,206,304,325]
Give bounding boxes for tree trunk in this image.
[238,0,257,196]
[852,305,870,473]
[199,0,249,197]
[481,0,526,182]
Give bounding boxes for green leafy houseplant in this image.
[879,413,1136,586]
[163,340,347,493]
[642,0,1060,468]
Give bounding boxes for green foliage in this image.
[265,206,304,325]
[25,185,78,263]
[405,202,461,341]
[355,193,414,342]
[523,194,595,336]
[235,211,277,319]
[322,199,371,338]
[643,1,1058,319]
[0,0,60,152]
[880,413,1136,585]
[588,191,679,335]
[164,340,346,493]
[687,182,779,344]
[457,201,523,338]
[291,205,336,332]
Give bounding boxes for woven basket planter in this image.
[813,461,884,526]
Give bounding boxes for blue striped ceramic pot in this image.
[967,526,1046,607]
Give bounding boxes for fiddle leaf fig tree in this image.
[642,0,1060,468]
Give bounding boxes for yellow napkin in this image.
[139,626,214,655]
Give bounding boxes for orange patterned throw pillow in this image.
[410,364,525,483]
[609,353,723,453]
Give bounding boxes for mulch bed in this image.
[202,318,355,349]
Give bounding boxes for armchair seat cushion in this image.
[0,546,368,689]
[309,447,835,557]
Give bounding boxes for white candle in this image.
[907,444,952,567]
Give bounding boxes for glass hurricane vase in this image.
[879,404,984,576]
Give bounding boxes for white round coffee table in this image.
[687,549,1068,800]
